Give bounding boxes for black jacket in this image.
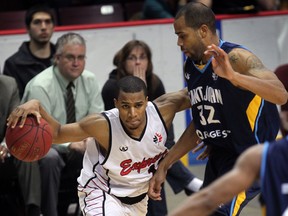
[3,42,56,98]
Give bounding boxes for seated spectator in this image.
[3,4,56,99]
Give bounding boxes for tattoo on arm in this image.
[246,55,265,70]
[229,54,239,64]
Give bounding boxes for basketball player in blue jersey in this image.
[148,2,288,216]
[7,76,192,216]
[168,135,288,216]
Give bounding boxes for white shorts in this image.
[78,185,148,216]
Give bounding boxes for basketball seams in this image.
[6,116,52,162]
[23,123,41,161]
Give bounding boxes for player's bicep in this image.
[230,49,269,77]
[79,114,110,150]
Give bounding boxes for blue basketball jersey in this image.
[184,40,280,154]
[261,136,288,216]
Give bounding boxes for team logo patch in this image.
[184,72,190,80]
[212,72,218,81]
[119,145,128,152]
[153,133,163,144]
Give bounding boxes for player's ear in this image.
[198,24,208,38]
[114,98,118,108]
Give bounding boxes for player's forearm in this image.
[39,102,61,141]
[160,122,198,170]
[231,72,288,105]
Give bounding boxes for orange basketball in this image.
[5,115,52,162]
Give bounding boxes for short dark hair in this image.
[25,4,55,27]
[116,76,148,99]
[175,2,216,34]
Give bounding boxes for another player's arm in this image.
[169,144,263,216]
[149,121,199,201]
[154,88,191,114]
[205,44,288,105]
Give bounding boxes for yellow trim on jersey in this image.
[232,191,246,216]
[195,64,206,70]
[246,95,262,131]
[180,153,189,166]
[261,205,266,216]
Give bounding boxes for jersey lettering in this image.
[198,105,220,125]
[190,86,223,106]
[196,129,231,139]
[120,150,168,176]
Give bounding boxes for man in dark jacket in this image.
[3,4,56,99]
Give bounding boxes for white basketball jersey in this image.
[77,102,168,198]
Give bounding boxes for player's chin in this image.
[127,122,141,130]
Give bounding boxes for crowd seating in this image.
[0,0,145,30]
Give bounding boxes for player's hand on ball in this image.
[7,99,42,128]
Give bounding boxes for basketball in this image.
[5,115,53,162]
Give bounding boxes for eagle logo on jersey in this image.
[212,72,218,81]
[119,145,128,152]
[153,133,163,144]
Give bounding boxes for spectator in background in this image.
[142,0,211,20]
[101,40,203,215]
[0,75,22,215]
[275,64,288,138]
[3,4,55,99]
[18,32,104,216]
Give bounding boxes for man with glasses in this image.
[20,32,104,216]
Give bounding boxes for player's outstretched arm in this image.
[154,88,191,113]
[6,99,106,146]
[168,144,263,216]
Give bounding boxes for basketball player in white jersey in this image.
[7,76,191,216]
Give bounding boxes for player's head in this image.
[173,2,217,61]
[25,4,55,43]
[175,2,216,33]
[114,76,148,131]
